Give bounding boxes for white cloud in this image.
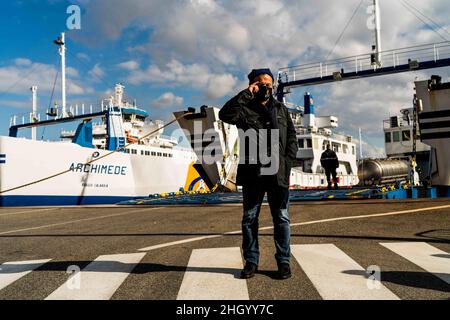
[66,67,80,78]
[0,60,94,98]
[0,99,30,109]
[205,74,238,99]
[117,60,140,71]
[14,58,32,66]
[128,59,238,99]
[152,92,184,108]
[76,53,90,61]
[88,63,105,82]
[354,137,386,159]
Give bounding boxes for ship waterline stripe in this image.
[420,127,450,133]
[177,247,249,300]
[291,244,399,300]
[419,109,450,120]
[45,253,146,300]
[419,120,450,129]
[0,259,51,291]
[0,154,5,158]
[419,116,450,123]
[138,204,450,252]
[380,242,450,284]
[0,161,5,164]
[0,195,141,207]
[420,131,450,140]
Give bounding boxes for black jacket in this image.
[320,149,339,169]
[219,89,299,188]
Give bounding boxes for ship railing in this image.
[278,41,450,84]
[296,128,352,143]
[9,103,106,127]
[331,133,354,144]
[383,119,413,129]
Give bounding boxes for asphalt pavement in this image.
[0,198,449,300]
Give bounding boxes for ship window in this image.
[141,150,144,156]
[385,132,392,143]
[152,152,156,156]
[169,154,173,158]
[131,149,137,154]
[125,149,130,154]
[306,139,312,148]
[343,145,349,154]
[402,130,411,142]
[298,139,305,149]
[145,151,150,156]
[352,146,355,155]
[123,114,132,121]
[163,153,167,157]
[332,142,341,153]
[158,152,162,157]
[393,131,400,142]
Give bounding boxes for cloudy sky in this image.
[1,0,449,157]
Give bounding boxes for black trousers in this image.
[325,168,338,185]
[241,182,291,266]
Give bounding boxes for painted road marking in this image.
[177,247,249,300]
[0,208,161,236]
[291,244,399,300]
[0,208,60,218]
[381,242,450,284]
[45,253,146,300]
[139,204,450,252]
[0,259,51,291]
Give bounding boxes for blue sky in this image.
[1,0,449,157]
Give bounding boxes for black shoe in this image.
[277,263,292,280]
[241,262,258,279]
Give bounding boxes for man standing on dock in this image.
[219,68,298,280]
[321,144,339,190]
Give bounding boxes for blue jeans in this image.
[242,183,291,266]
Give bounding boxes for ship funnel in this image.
[304,92,316,128]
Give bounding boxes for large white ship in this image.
[0,33,205,207]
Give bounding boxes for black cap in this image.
[248,68,274,84]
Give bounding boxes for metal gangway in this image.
[276,41,450,100]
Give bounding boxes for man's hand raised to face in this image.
[248,81,261,95]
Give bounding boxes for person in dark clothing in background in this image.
[321,144,339,190]
[219,68,299,280]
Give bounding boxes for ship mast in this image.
[54,33,67,118]
[372,0,382,67]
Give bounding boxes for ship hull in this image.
[0,136,198,207]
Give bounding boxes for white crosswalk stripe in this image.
[45,253,146,300]
[291,244,399,300]
[0,259,51,291]
[380,242,450,284]
[0,242,448,300]
[177,247,249,300]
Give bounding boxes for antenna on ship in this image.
[31,86,37,140]
[54,33,67,118]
